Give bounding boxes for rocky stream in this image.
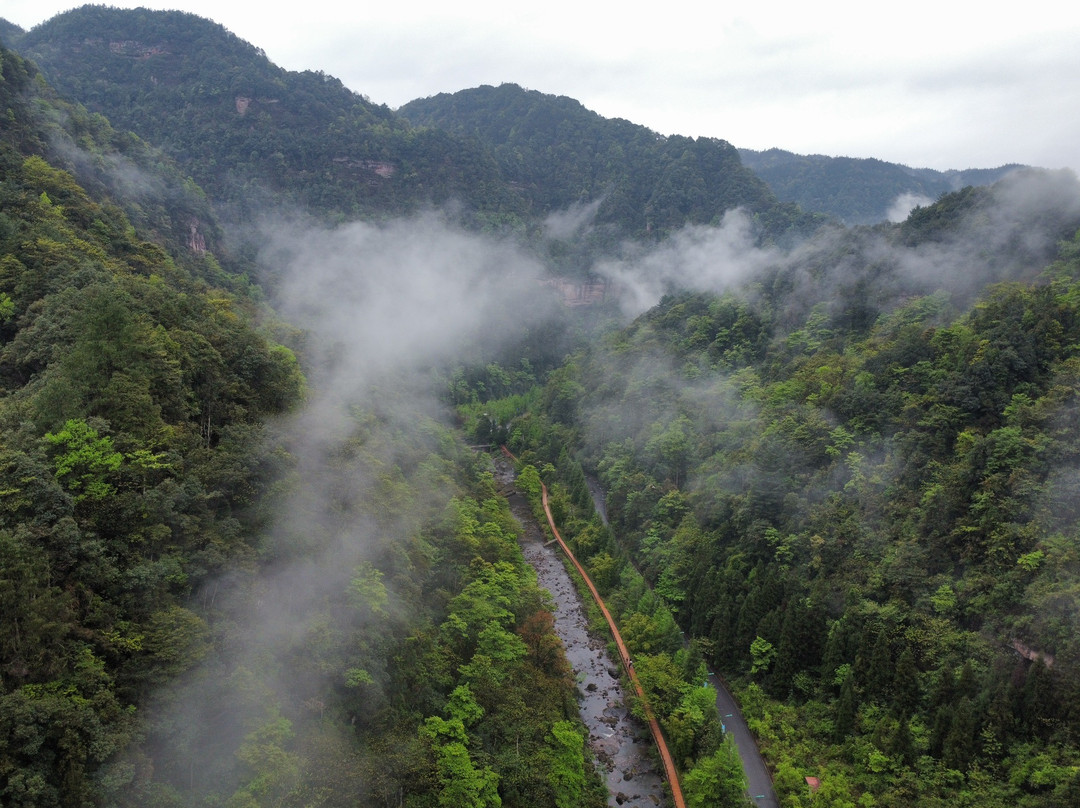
[497,460,666,807]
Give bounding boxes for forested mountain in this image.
[9,6,819,246]
[739,147,1023,225]
[8,6,522,228]
[0,41,303,802]
[4,5,1080,808]
[0,40,602,807]
[400,84,823,243]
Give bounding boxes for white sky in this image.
[5,1,1080,172]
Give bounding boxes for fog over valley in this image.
[2,7,1080,808]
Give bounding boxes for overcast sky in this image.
[6,1,1080,173]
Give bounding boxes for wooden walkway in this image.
[503,447,686,808]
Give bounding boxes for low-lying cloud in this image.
[594,209,776,316]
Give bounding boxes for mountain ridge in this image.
[739,146,1024,224]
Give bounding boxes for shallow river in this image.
[498,464,665,806]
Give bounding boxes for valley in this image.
[1,7,1079,808]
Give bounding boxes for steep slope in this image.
[740,147,1023,224]
[0,41,602,808]
[400,83,824,241]
[0,42,308,805]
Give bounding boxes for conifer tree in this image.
[834,671,858,742]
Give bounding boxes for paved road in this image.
[709,672,779,808]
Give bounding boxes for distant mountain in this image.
[739,147,1023,224]
[399,84,824,242]
[0,17,23,44]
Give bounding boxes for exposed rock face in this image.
[541,277,609,307]
[188,219,206,254]
[1011,639,1055,668]
[108,40,167,58]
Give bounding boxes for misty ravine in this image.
[497,459,666,807]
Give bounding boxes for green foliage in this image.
[400,83,823,243]
[7,9,1080,806]
[750,636,777,676]
[0,46,311,806]
[44,418,123,501]
[546,721,587,808]
[507,180,1080,805]
[683,737,750,808]
[17,7,523,227]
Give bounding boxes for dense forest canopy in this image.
[2,6,1080,808]
[399,84,821,242]
[471,171,1080,807]
[0,37,603,807]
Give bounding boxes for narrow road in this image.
[709,673,779,808]
[586,470,780,808]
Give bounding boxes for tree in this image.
[891,646,920,716]
[890,715,916,767]
[834,671,858,742]
[942,697,975,772]
[546,721,586,808]
[682,737,748,808]
[43,418,123,502]
[749,636,776,676]
[861,630,892,704]
[431,740,501,808]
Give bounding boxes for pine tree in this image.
[891,646,920,716]
[942,697,975,772]
[834,671,858,742]
[863,630,892,704]
[1023,658,1054,739]
[890,714,916,767]
[929,705,953,759]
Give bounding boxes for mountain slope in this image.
[17,8,828,245]
[0,39,603,808]
[475,172,1080,807]
[0,41,311,804]
[400,83,824,241]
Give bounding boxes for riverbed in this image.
[498,466,665,806]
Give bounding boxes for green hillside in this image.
[0,42,306,804]
[400,83,823,242]
[0,41,600,807]
[468,170,1080,807]
[13,6,522,227]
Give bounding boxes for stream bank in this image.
[497,461,665,807]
